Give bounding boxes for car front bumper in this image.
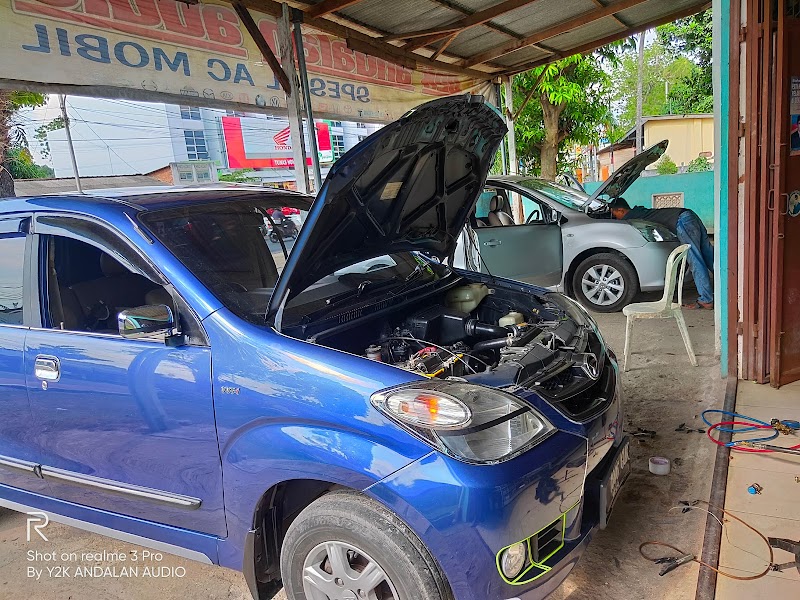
[366,431,627,600]
[622,241,680,291]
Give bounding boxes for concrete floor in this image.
[0,303,724,600]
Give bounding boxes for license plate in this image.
[598,436,631,529]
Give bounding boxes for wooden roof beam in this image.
[427,0,527,40]
[460,0,648,68]
[399,0,543,51]
[498,1,711,76]
[232,2,291,94]
[589,0,631,27]
[242,0,491,79]
[304,0,368,19]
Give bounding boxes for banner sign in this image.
[223,116,333,169]
[0,0,492,123]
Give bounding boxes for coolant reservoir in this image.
[445,283,490,313]
[499,311,524,327]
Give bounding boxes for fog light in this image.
[500,542,527,579]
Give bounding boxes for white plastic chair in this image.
[622,244,697,371]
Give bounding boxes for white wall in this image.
[46,97,176,178]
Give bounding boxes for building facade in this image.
[45,97,381,190]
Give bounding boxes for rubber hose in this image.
[464,319,509,339]
[471,337,511,353]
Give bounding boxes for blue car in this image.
[0,95,629,600]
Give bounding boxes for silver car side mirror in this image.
[118,304,174,340]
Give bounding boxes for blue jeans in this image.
[676,210,714,304]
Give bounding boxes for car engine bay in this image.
[290,278,614,421]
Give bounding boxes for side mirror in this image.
[118,304,175,340]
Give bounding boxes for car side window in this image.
[521,193,547,224]
[0,235,25,326]
[44,234,165,335]
[476,187,517,226]
[35,217,208,345]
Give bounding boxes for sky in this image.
[19,96,181,176]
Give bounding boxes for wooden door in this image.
[771,1,800,386]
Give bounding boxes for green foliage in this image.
[6,146,54,179]
[512,52,615,177]
[608,40,694,137]
[655,155,678,175]
[656,9,713,115]
[3,91,47,147]
[8,91,47,111]
[34,116,65,159]
[687,155,712,172]
[218,169,257,183]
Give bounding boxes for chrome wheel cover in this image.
[302,540,398,600]
[581,264,625,306]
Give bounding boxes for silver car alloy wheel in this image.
[302,540,399,600]
[581,264,625,307]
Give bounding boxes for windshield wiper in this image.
[325,275,400,307]
[404,263,426,282]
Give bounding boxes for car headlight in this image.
[371,381,555,464]
[630,221,676,242]
[500,542,527,579]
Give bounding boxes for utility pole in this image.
[635,32,645,155]
[58,94,82,193]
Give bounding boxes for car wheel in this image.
[280,491,453,600]
[572,253,638,313]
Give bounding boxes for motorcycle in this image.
[268,212,299,242]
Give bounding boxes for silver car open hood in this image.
[588,140,669,203]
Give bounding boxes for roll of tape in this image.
[649,456,671,475]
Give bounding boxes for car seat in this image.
[64,253,159,332]
[487,195,514,226]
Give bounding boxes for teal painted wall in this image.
[584,171,716,231]
[713,0,731,375]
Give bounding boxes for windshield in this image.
[515,179,593,211]
[140,199,442,326]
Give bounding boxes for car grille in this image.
[531,517,564,564]
[535,332,615,422]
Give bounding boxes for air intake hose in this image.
[464,319,509,339]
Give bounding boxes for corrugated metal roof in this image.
[292,0,711,76]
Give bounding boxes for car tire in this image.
[280,491,453,600]
[571,253,638,313]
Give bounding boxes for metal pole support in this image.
[278,2,310,194]
[292,11,322,193]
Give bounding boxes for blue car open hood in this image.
[269,94,506,313]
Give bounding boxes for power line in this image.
[69,105,140,173]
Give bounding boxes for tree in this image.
[609,40,694,137]
[687,155,712,172]
[6,146,55,179]
[512,54,614,180]
[657,9,713,114]
[1,90,48,197]
[218,169,258,183]
[656,155,678,175]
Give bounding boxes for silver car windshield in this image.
[516,179,600,211]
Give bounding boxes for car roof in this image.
[1,184,314,214]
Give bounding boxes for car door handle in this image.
[483,239,501,247]
[34,356,60,382]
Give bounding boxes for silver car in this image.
[454,141,679,312]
